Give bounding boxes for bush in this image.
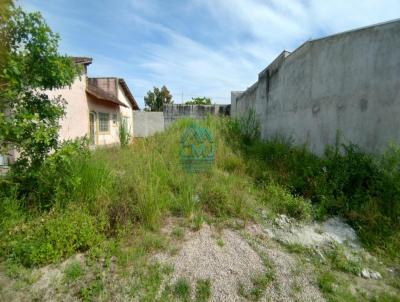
[8,138,114,213]
[7,139,92,209]
[263,183,312,221]
[7,205,105,266]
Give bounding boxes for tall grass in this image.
[0,117,261,266]
[2,114,399,267]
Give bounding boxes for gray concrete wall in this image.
[232,20,400,155]
[133,104,231,137]
[133,111,164,137]
[164,104,230,127]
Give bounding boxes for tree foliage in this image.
[144,85,173,111]
[0,6,80,172]
[185,97,211,105]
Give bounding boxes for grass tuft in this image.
[64,261,84,283]
[173,277,191,301]
[195,278,211,302]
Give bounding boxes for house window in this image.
[98,112,110,133]
[112,113,118,125]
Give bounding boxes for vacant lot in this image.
[1,117,399,301]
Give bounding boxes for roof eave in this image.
[118,79,140,110]
[86,86,128,108]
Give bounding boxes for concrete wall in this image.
[232,20,400,155]
[133,111,164,137]
[133,104,231,138]
[163,104,230,127]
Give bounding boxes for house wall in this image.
[117,83,135,137]
[87,97,121,146]
[48,76,136,146]
[46,73,90,141]
[232,20,400,155]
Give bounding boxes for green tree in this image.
[144,85,173,111]
[185,97,211,105]
[0,6,79,173]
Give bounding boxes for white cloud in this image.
[21,0,400,106]
[134,0,400,104]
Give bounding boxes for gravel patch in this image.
[263,247,325,302]
[155,224,265,301]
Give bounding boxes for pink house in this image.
[0,57,139,169]
[47,57,139,146]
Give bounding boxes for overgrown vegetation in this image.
[1,111,399,269]
[225,111,400,261]
[0,118,253,267]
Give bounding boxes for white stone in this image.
[361,268,371,279]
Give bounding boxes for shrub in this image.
[8,205,105,266]
[263,183,312,221]
[118,117,131,147]
[7,138,93,209]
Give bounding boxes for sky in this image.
[20,0,400,108]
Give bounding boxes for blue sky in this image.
[20,0,400,108]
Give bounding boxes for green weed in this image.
[173,277,191,301]
[318,271,336,294]
[195,279,211,302]
[80,276,103,302]
[326,246,362,275]
[172,227,185,239]
[64,261,84,282]
[263,183,312,221]
[317,271,358,302]
[216,238,224,247]
[130,263,173,302]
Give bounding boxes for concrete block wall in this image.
[163,104,230,127]
[133,104,230,138]
[232,20,400,155]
